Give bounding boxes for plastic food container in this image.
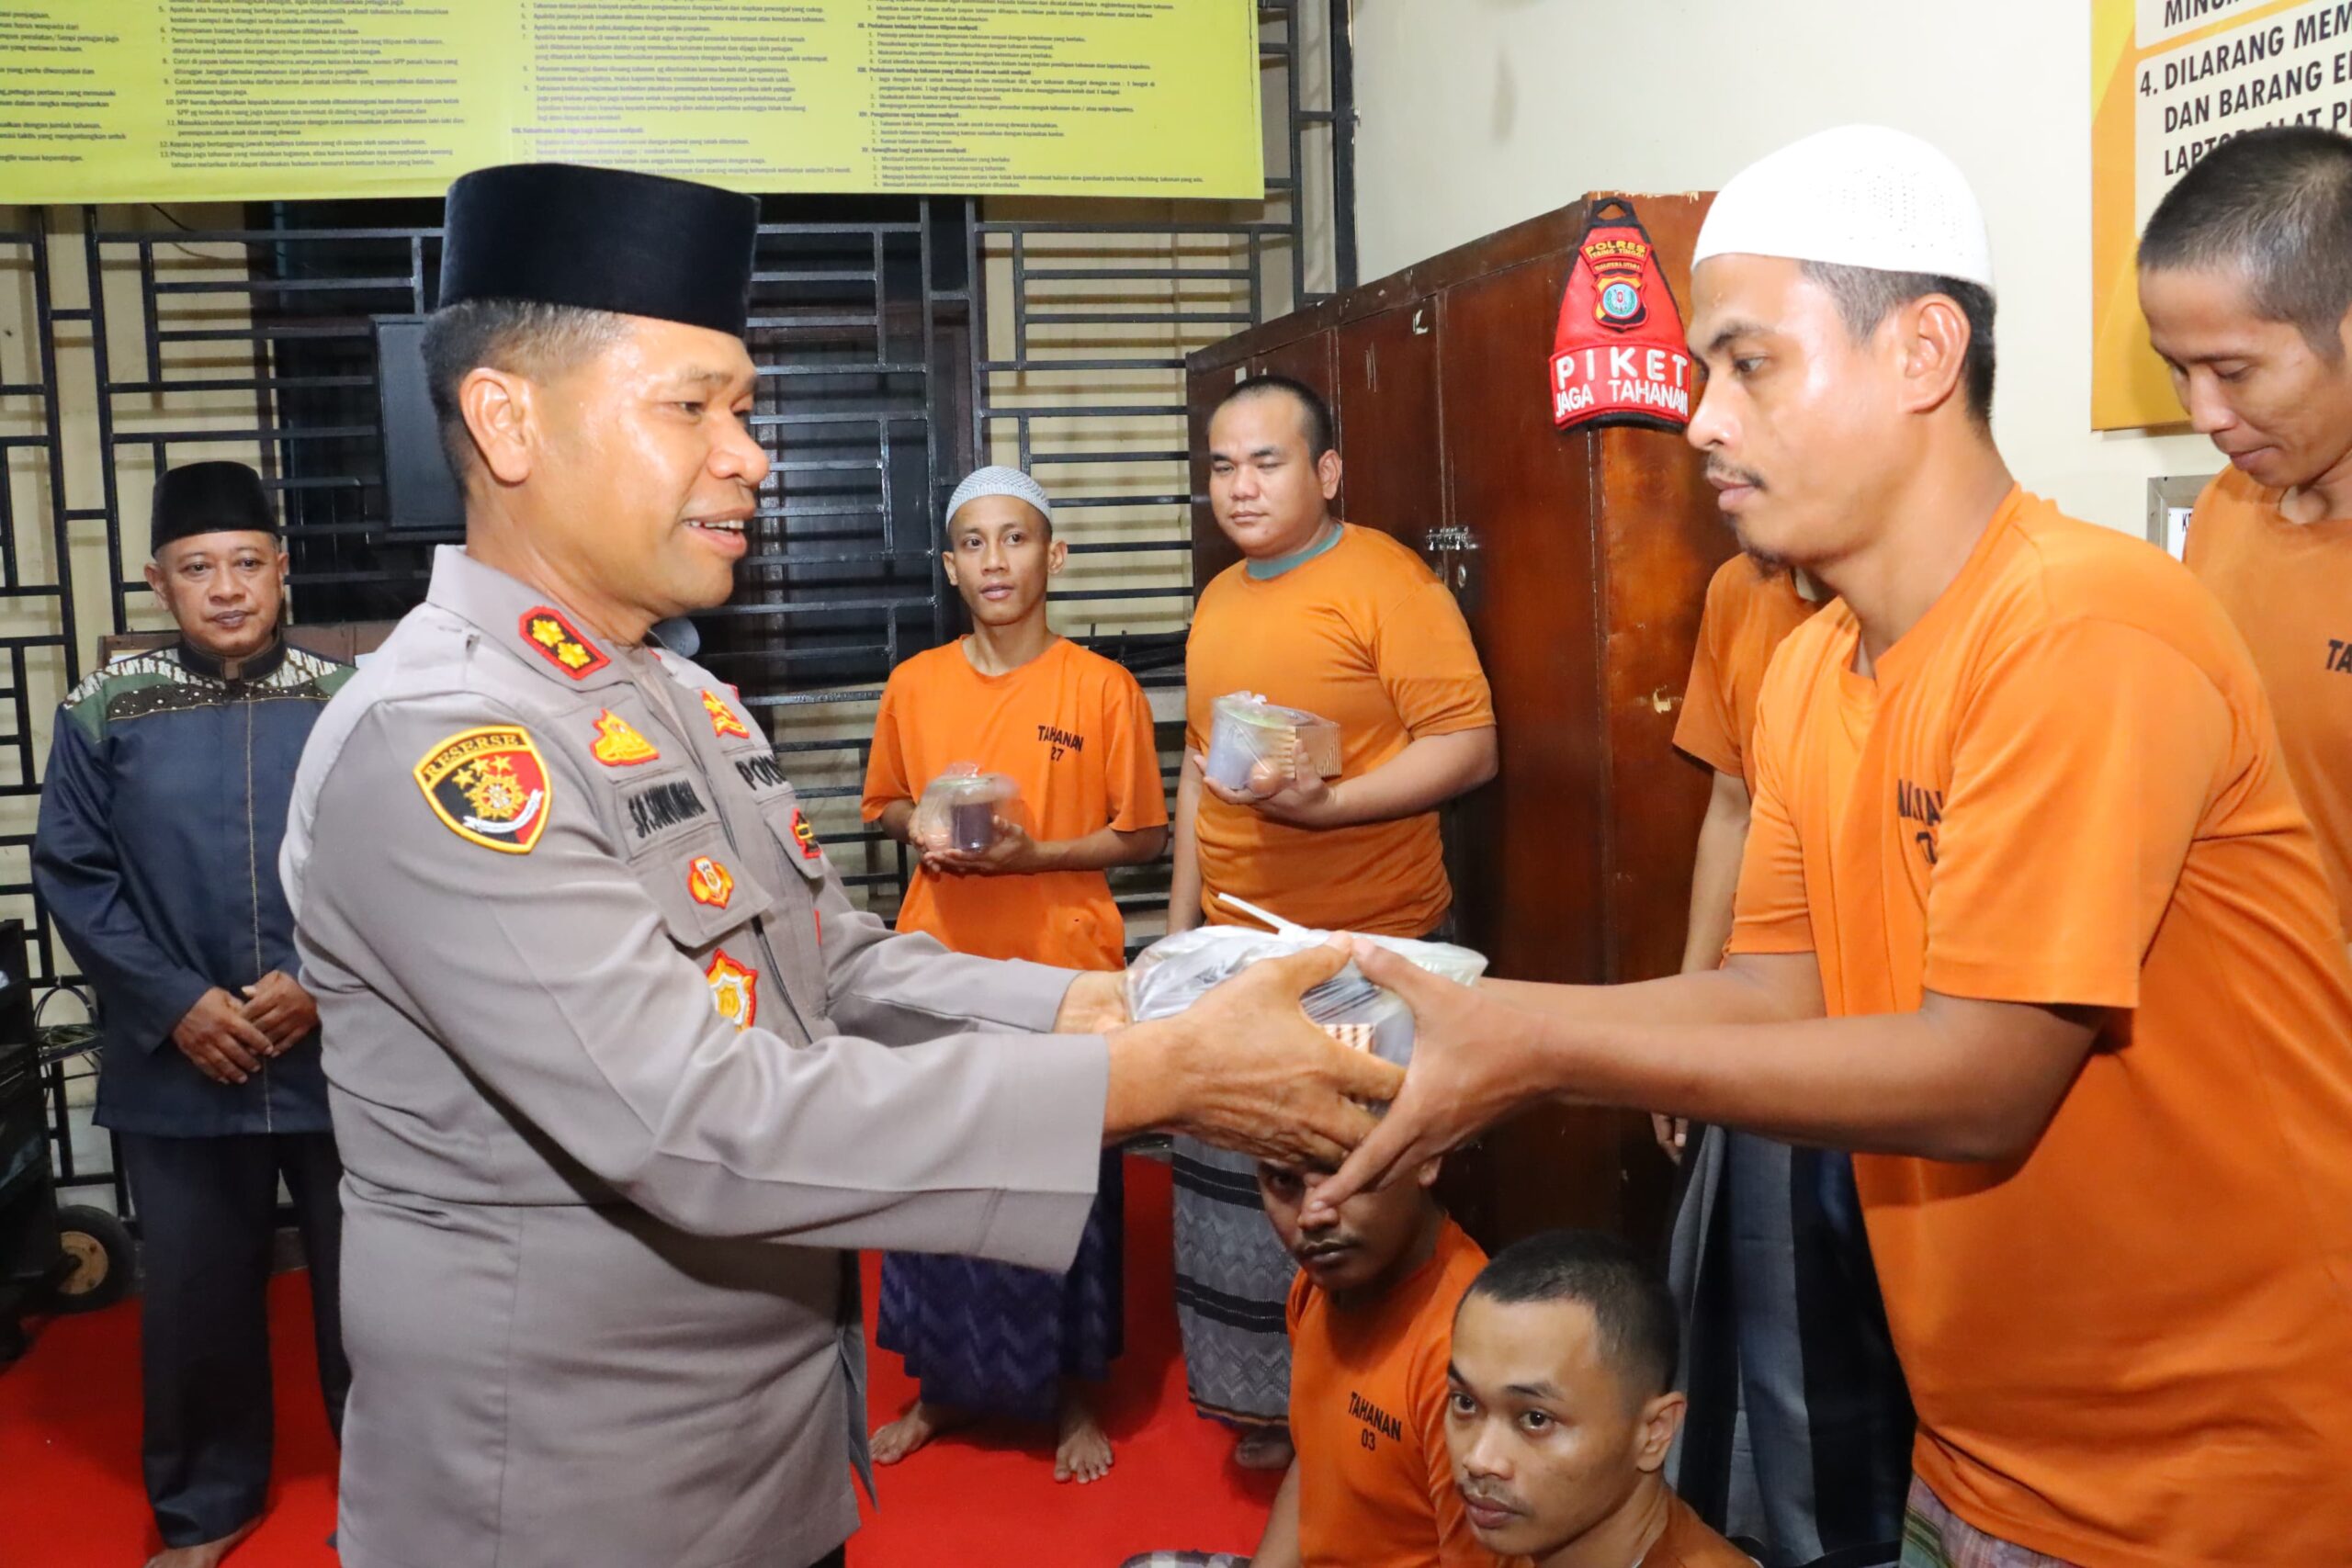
[1125,901,1487,1071]
[911,763,1021,852]
[1203,693,1342,795]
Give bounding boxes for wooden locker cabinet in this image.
[1185,193,1730,1250]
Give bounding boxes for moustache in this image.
[1457,1482,1525,1514]
[1706,462,1765,491]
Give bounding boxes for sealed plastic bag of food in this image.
[1125,896,1487,1068]
[1202,692,1342,795]
[910,762,1022,853]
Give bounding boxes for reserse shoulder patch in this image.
[414,726,552,853]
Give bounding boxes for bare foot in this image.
[144,1519,258,1568]
[870,1400,974,1465]
[1054,1385,1114,1484]
[1233,1424,1294,1471]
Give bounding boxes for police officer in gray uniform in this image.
[279,164,1397,1568]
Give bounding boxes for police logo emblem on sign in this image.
[413,727,553,854]
[706,950,758,1030]
[1597,275,1646,329]
[590,709,660,767]
[518,606,610,680]
[686,854,734,909]
[702,688,752,741]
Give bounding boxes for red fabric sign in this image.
[1549,198,1693,434]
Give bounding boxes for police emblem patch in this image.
[706,950,757,1030]
[789,807,821,861]
[686,854,734,909]
[702,688,752,741]
[590,709,660,767]
[413,727,552,854]
[519,606,610,680]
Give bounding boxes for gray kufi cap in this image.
[946,466,1053,527]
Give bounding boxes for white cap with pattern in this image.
[946,465,1053,527]
[1693,125,1995,292]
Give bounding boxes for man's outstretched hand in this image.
[1107,940,1403,1169]
[1055,969,1131,1035]
[1305,940,1552,1221]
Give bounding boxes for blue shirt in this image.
[34,638,352,1135]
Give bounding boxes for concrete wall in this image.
[1348,0,2216,538]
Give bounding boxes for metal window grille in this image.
[9,0,1355,1201]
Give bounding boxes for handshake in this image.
[1056,925,1488,1179]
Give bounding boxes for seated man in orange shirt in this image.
[1122,1135,1491,1568]
[1169,372,1498,1471]
[1447,1231,1751,1568]
[1318,126,2352,1565]
[862,466,1169,1483]
[2138,125,2352,962]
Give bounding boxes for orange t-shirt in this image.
[1728,487,2352,1565]
[1184,525,1495,936]
[2186,464,2352,937]
[1672,554,1821,789]
[1647,1494,1756,1568]
[861,637,1166,972]
[1286,1215,1492,1568]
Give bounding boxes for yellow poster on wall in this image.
[0,0,1264,204]
[2091,0,2352,428]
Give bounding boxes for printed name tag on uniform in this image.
[702,688,752,740]
[686,854,734,909]
[414,727,552,854]
[706,950,757,1030]
[590,709,659,767]
[519,606,610,680]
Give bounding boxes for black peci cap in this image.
[152,460,277,550]
[438,163,760,338]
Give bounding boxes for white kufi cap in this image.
[1693,125,1994,292]
[946,465,1053,526]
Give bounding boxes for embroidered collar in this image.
[175,636,286,684]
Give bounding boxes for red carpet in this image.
[0,1155,1277,1566]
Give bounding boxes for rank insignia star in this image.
[518,606,610,680]
[702,688,752,740]
[789,807,822,861]
[686,854,734,910]
[589,709,660,767]
[706,950,758,1030]
[413,727,553,854]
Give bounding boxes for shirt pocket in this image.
[752,780,831,887]
[627,820,777,960]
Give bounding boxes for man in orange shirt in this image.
[1664,552,1909,1568]
[1318,126,2352,1566]
[1170,373,1498,1471]
[2138,126,2352,959]
[1447,1231,1750,1568]
[862,466,1168,1483]
[1121,1142,1491,1568]
[1655,556,1820,1160]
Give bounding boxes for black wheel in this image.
[51,1203,134,1314]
